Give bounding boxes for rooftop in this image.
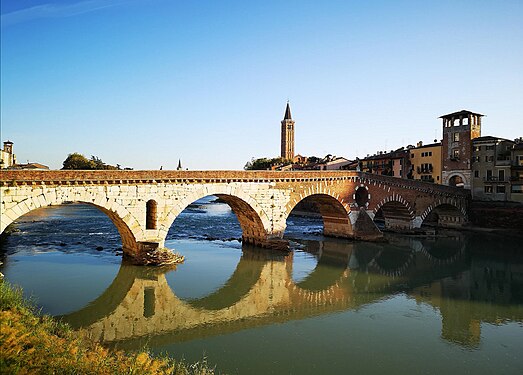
[439,110,484,119]
[472,136,514,144]
[412,142,441,150]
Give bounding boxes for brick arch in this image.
[420,198,467,223]
[373,195,415,229]
[161,185,272,246]
[285,184,353,238]
[1,188,142,256]
[285,181,351,216]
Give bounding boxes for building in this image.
[360,148,411,178]
[510,139,523,202]
[317,157,353,170]
[1,141,16,169]
[11,162,49,170]
[1,140,49,170]
[280,102,295,160]
[471,136,514,201]
[441,110,483,188]
[293,154,308,164]
[409,141,442,183]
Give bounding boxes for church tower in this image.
[281,102,295,160]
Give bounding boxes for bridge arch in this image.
[2,189,142,256]
[373,196,415,230]
[285,192,353,238]
[421,200,467,228]
[161,185,272,246]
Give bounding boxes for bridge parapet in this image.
[0,170,363,185]
[359,172,471,198]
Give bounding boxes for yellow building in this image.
[410,142,442,183]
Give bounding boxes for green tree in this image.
[62,153,94,170]
[62,153,121,170]
[244,157,291,170]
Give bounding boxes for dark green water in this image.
[1,203,522,374]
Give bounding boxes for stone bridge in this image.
[0,170,470,260]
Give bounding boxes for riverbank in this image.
[0,281,217,375]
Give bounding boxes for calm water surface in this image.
[1,199,522,375]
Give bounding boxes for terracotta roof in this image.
[12,163,49,170]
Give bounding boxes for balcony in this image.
[483,176,508,183]
[416,166,433,174]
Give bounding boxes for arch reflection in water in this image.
[59,237,523,351]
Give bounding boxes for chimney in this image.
[417,141,423,148]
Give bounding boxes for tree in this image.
[62,153,121,170]
[244,157,290,170]
[62,153,94,170]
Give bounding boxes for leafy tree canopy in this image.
[244,157,291,170]
[62,153,126,170]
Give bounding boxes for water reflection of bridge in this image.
[61,237,523,349]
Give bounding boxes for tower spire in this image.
[284,101,292,120]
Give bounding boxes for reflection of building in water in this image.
[61,240,523,350]
[411,255,523,348]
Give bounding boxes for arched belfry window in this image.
[146,200,157,230]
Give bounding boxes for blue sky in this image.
[1,0,522,170]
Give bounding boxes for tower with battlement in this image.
[440,110,483,189]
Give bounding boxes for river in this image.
[1,197,522,374]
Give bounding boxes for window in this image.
[485,155,494,162]
[498,170,505,181]
[474,170,480,178]
[486,170,492,180]
[496,185,506,194]
[453,133,460,142]
[512,185,523,193]
[452,149,459,159]
[473,146,481,152]
[484,185,493,193]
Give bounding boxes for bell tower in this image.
[280,102,295,160]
